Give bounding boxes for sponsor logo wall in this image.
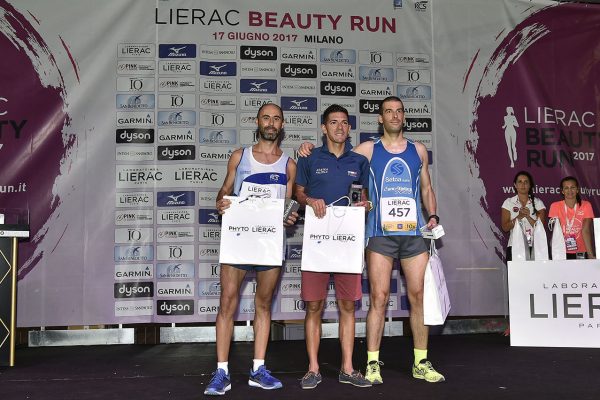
[106,0,430,322]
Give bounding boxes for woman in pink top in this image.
[548,176,596,259]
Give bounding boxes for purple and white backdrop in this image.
[0,0,598,326]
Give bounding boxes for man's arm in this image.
[283,158,299,226]
[285,157,297,198]
[415,142,438,228]
[352,140,374,162]
[215,148,243,214]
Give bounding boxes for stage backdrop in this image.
[0,0,598,326]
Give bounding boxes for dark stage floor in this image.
[1,334,599,399]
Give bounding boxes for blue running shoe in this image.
[248,365,283,390]
[204,368,231,396]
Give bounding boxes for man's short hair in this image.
[322,104,349,123]
[256,102,283,119]
[378,96,404,115]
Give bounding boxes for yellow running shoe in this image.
[365,360,383,385]
[412,359,445,383]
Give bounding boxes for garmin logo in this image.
[320,65,356,80]
[280,47,316,61]
[403,102,432,116]
[156,282,194,297]
[116,112,154,126]
[360,84,393,97]
[158,128,194,143]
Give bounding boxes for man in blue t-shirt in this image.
[295,104,371,389]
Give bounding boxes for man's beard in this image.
[258,127,280,142]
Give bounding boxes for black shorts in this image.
[366,235,428,259]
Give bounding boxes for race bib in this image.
[381,197,417,232]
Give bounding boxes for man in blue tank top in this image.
[353,96,445,384]
[204,103,298,396]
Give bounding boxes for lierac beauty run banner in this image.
[1,0,598,326]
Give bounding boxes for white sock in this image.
[217,361,229,375]
[253,359,265,372]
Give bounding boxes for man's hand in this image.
[426,215,439,229]
[216,198,232,215]
[284,211,299,227]
[297,142,315,158]
[307,197,327,218]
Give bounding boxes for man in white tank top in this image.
[204,104,297,396]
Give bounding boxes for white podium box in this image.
[508,260,600,348]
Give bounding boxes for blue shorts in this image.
[230,264,280,272]
[366,235,428,259]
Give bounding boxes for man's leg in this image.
[365,249,393,384]
[338,299,356,374]
[366,249,394,352]
[399,252,428,350]
[205,264,246,395]
[215,265,246,362]
[300,271,328,389]
[305,299,324,374]
[400,252,445,383]
[248,267,283,390]
[253,267,281,360]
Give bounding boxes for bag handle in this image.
[429,239,437,256]
[328,195,351,207]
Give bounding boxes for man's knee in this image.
[305,300,324,314]
[370,289,390,310]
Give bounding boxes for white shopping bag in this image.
[549,218,566,260]
[531,220,549,261]
[301,205,365,273]
[423,240,451,325]
[511,219,530,261]
[219,196,285,266]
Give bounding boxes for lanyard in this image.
[563,201,578,234]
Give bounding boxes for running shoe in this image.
[248,365,283,390]
[365,360,383,385]
[412,359,445,382]
[204,368,231,396]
